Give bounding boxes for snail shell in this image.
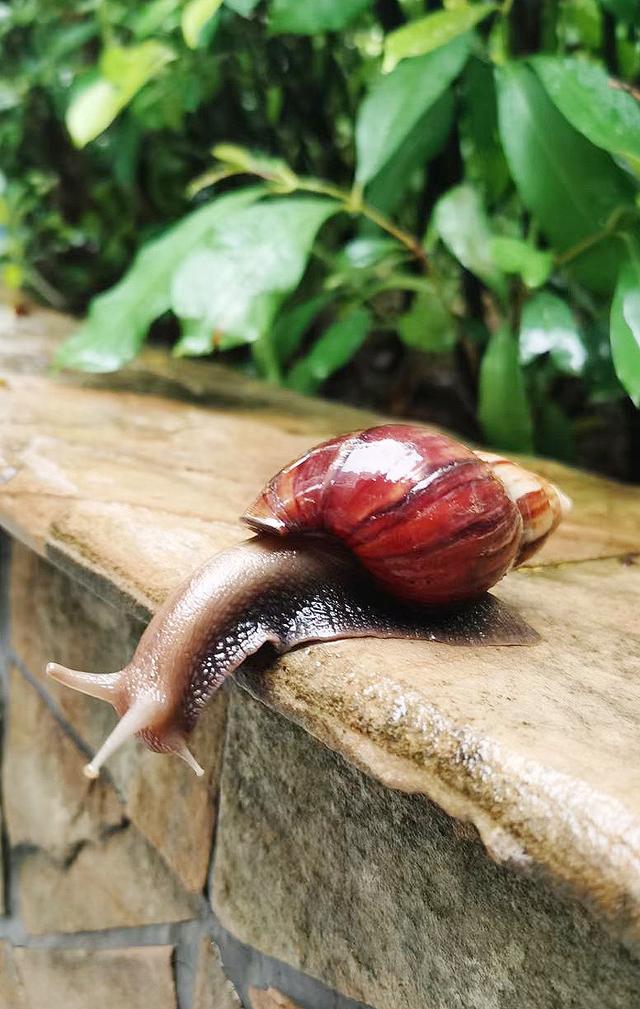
[245,425,569,605]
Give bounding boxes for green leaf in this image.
[54,188,263,373]
[490,237,552,288]
[174,317,216,357]
[355,35,470,186]
[533,56,640,167]
[272,293,333,366]
[459,56,509,203]
[520,291,586,374]
[610,256,640,405]
[66,42,175,147]
[365,90,454,215]
[495,62,635,293]
[268,0,372,34]
[383,3,495,73]
[433,184,506,298]
[182,0,223,47]
[397,286,457,353]
[558,0,602,49]
[171,198,339,352]
[287,308,371,394]
[478,327,534,452]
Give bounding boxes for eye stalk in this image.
[45,661,204,779]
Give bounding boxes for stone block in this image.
[193,937,242,1009]
[249,987,303,1009]
[11,946,177,1009]
[213,688,640,1009]
[10,543,224,892]
[0,942,27,1009]
[3,668,198,932]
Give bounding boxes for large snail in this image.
[46,425,570,779]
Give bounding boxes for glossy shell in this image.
[244,425,526,605]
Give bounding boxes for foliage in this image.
[2,0,640,468]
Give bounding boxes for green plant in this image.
[2,0,640,469]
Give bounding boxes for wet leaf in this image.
[355,35,469,186]
[365,90,454,215]
[533,56,640,164]
[171,198,339,353]
[383,4,495,73]
[433,184,506,298]
[520,291,587,374]
[55,188,263,372]
[496,62,635,293]
[66,42,175,147]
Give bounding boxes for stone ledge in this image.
[1,301,640,953]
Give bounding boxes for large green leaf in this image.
[478,327,533,452]
[610,256,640,405]
[520,291,586,374]
[287,308,371,394]
[66,41,175,147]
[495,62,635,293]
[383,4,495,73]
[171,198,339,354]
[433,184,506,298]
[533,56,640,165]
[55,188,263,373]
[355,35,470,186]
[268,0,372,34]
[365,90,454,215]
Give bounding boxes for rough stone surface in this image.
[3,668,198,932]
[9,544,224,893]
[238,555,640,943]
[193,937,243,1009]
[11,946,177,1009]
[213,689,640,1009]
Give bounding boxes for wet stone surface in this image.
[0,301,639,1007]
[213,688,640,1009]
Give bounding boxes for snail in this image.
[46,424,570,779]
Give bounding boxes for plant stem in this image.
[555,207,630,267]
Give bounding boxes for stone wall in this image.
[1,530,639,1009]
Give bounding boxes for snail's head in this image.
[45,662,204,779]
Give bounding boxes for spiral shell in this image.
[244,425,569,606]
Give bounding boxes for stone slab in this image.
[9,543,224,893]
[3,668,199,932]
[11,946,177,1009]
[213,688,640,1009]
[1,302,640,945]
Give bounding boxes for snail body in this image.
[46,425,570,778]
